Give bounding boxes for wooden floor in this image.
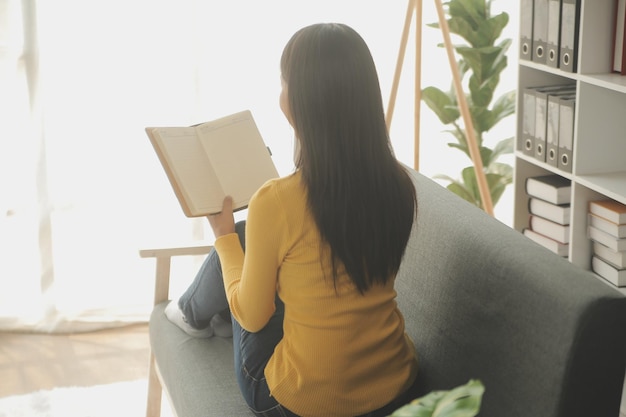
[0,323,150,398]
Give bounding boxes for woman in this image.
[166,23,419,417]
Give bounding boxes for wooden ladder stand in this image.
[386,0,494,216]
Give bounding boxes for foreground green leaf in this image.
[389,379,484,417]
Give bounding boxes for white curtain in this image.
[0,0,517,333]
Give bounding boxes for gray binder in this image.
[546,0,562,68]
[557,95,576,172]
[546,93,575,167]
[521,87,537,156]
[546,94,561,167]
[559,0,581,72]
[520,0,535,60]
[533,86,576,163]
[532,0,549,64]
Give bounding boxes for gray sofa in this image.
[143,169,626,417]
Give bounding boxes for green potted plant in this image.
[389,379,484,417]
[421,0,516,209]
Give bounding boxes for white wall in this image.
[188,1,519,225]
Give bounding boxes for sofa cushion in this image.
[150,302,251,416]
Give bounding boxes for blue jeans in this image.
[178,221,246,329]
[232,294,300,417]
[178,221,416,417]
[178,221,298,417]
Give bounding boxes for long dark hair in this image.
[280,23,417,293]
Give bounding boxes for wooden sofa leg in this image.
[146,353,163,417]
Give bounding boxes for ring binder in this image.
[546,93,575,168]
[546,0,563,68]
[533,85,576,163]
[559,0,581,72]
[532,0,550,64]
[613,0,626,74]
[557,95,576,173]
[521,87,537,156]
[521,0,535,60]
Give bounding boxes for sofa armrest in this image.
[140,242,214,417]
[140,242,213,306]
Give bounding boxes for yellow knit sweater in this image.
[214,171,417,417]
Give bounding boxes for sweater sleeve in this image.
[214,180,289,332]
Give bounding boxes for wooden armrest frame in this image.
[140,243,213,306]
[140,242,213,417]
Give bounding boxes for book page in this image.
[150,127,225,216]
[195,111,279,210]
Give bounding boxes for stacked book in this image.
[523,174,571,257]
[589,199,626,286]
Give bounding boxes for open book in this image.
[146,110,279,217]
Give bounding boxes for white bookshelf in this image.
[513,0,626,293]
[515,3,626,409]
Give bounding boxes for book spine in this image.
[592,256,626,287]
[589,200,626,225]
[593,242,626,269]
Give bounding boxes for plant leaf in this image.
[488,137,514,164]
[489,90,516,125]
[432,173,457,183]
[421,87,461,125]
[486,162,514,183]
[420,0,514,212]
[389,380,485,417]
[431,380,485,417]
[433,174,476,204]
[479,145,494,167]
[487,173,508,206]
[461,167,481,205]
[446,3,509,48]
[470,105,496,133]
[448,181,478,205]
